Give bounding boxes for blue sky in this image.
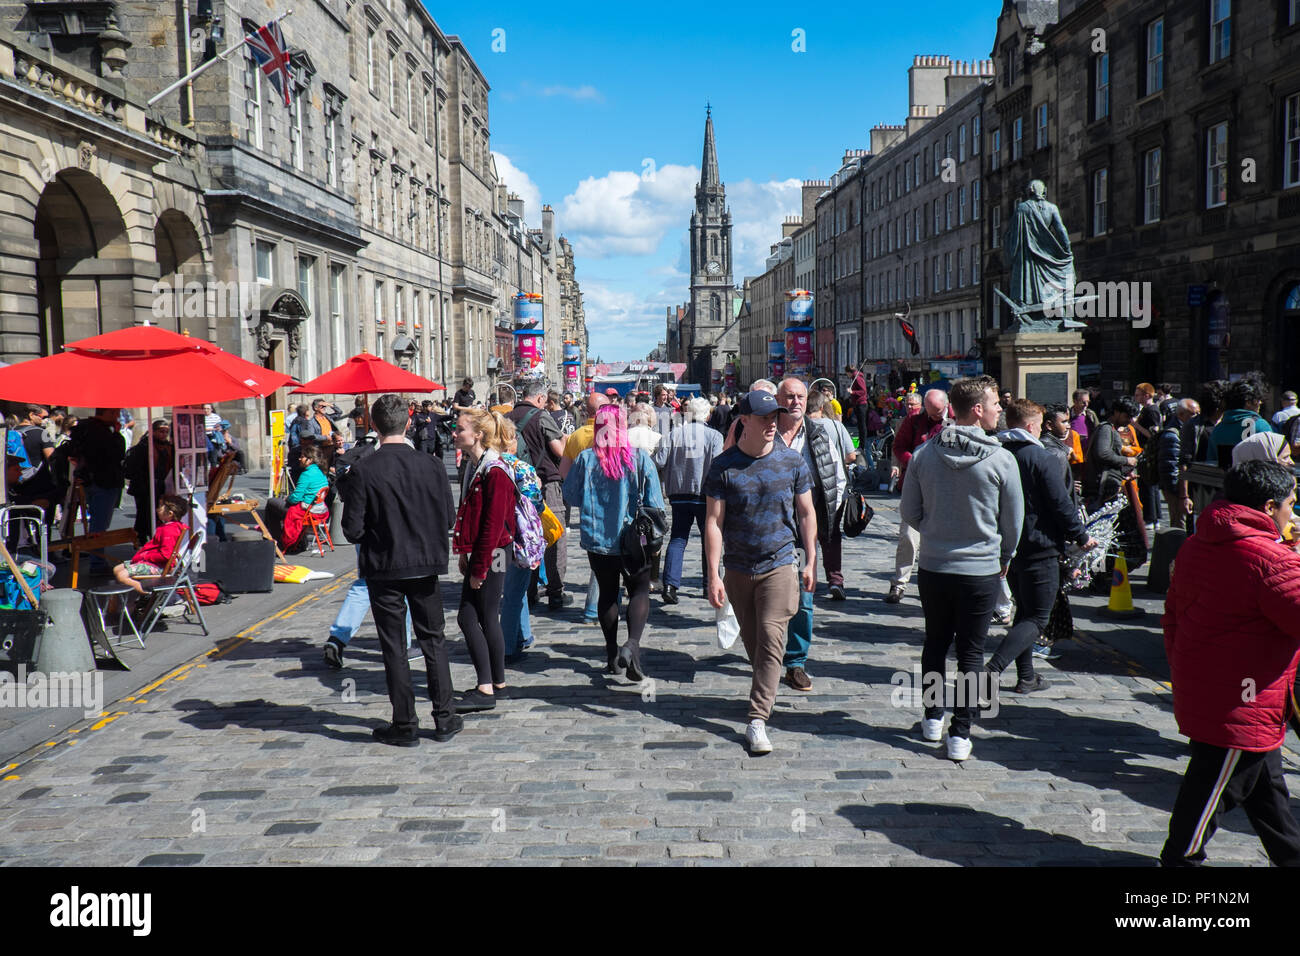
[433,0,1003,361]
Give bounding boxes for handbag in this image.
[618,451,667,576]
[539,503,564,547]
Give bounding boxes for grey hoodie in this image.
[900,424,1024,576]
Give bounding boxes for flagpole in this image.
[147,9,294,107]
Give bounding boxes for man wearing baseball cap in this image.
[704,390,818,755]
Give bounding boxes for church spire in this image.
[700,106,719,189]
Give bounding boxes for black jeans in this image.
[588,552,650,659]
[853,403,870,444]
[369,575,453,731]
[1161,742,1300,866]
[987,554,1059,680]
[457,567,506,687]
[918,568,1001,739]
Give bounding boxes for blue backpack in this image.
[6,430,30,469]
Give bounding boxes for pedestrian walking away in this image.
[988,400,1096,695]
[1161,461,1300,866]
[495,416,543,664]
[509,382,570,610]
[901,375,1023,762]
[704,390,817,755]
[560,392,609,625]
[562,403,665,681]
[451,408,517,713]
[653,396,723,605]
[339,393,459,747]
[885,389,948,604]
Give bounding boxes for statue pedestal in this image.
[995,329,1084,406]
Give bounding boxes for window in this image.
[367,28,377,93]
[290,88,304,170]
[1143,147,1162,223]
[958,124,967,163]
[944,253,952,291]
[253,240,274,284]
[395,285,404,329]
[1092,168,1109,235]
[243,55,263,150]
[1206,123,1228,207]
[1210,0,1231,64]
[374,280,384,329]
[957,249,965,288]
[945,192,953,230]
[1094,53,1110,120]
[298,255,316,373]
[990,128,1001,170]
[1285,94,1300,189]
[915,153,922,186]
[324,103,339,187]
[991,206,1001,249]
[933,257,940,292]
[958,186,966,225]
[1035,104,1048,149]
[1145,19,1164,95]
[934,200,941,235]
[369,165,380,224]
[423,83,433,143]
[904,159,911,192]
[933,142,940,176]
[330,263,346,364]
[972,180,981,219]
[972,116,981,155]
[971,245,980,283]
[1012,117,1023,160]
[944,132,952,161]
[406,70,416,128]
[1290,0,1299,26]
[388,46,397,110]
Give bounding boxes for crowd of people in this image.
[312,368,1300,869]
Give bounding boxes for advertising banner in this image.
[784,289,814,326]
[513,292,544,332]
[564,364,579,390]
[514,332,545,377]
[784,326,814,366]
[768,339,784,360]
[562,342,580,364]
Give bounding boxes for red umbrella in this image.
[291,352,444,395]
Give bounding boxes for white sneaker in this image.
[947,735,973,761]
[745,719,773,755]
[921,718,944,742]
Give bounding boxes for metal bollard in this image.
[35,589,96,673]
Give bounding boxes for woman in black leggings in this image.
[451,408,516,713]
[561,403,666,680]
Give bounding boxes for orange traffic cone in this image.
[1100,552,1146,619]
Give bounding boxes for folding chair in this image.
[136,529,209,639]
[304,487,334,556]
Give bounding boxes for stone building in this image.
[859,56,994,385]
[738,232,794,387]
[1014,0,1300,402]
[683,108,737,391]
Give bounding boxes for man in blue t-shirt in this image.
[704,390,817,756]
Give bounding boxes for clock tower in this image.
[687,108,734,385]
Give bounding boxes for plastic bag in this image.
[715,600,739,650]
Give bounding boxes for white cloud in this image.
[539,84,604,102]
[582,281,674,359]
[726,178,804,278]
[491,151,542,228]
[559,164,698,258]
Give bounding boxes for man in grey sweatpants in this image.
[901,375,1024,762]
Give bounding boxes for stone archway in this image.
[33,167,133,353]
[152,209,207,333]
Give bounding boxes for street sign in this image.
[1188,284,1207,308]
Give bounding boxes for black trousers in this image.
[457,567,506,687]
[918,568,1001,739]
[1161,741,1300,866]
[988,554,1058,680]
[588,552,650,659]
[853,403,870,444]
[369,576,453,730]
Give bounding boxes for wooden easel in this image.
[48,482,138,589]
[206,454,287,562]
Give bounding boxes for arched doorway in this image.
[153,210,206,332]
[33,169,132,354]
[254,288,310,427]
[1280,282,1300,393]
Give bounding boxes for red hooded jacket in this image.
[452,460,516,580]
[1163,500,1300,751]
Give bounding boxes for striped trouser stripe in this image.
[1184,747,1242,859]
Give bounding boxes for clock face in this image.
[707,259,721,275]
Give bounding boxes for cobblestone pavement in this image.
[0,496,1291,866]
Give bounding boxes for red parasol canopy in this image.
[0,326,294,406]
[291,352,445,395]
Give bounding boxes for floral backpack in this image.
[485,458,545,570]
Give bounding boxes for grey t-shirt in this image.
[704,443,812,575]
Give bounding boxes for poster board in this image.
[172,405,208,491]
[269,409,285,498]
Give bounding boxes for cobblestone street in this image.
[0,497,1291,866]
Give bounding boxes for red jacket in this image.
[1163,500,1300,751]
[452,461,516,580]
[132,520,185,568]
[893,411,947,489]
[848,371,868,408]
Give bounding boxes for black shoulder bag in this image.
[618,451,668,576]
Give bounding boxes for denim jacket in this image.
[562,447,664,555]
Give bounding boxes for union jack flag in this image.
[247,20,291,106]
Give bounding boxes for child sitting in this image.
[113,495,188,595]
[281,444,330,552]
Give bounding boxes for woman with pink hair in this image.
[562,403,665,679]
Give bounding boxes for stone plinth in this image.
[995,329,1084,407]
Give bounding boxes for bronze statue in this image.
[997,180,1085,331]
